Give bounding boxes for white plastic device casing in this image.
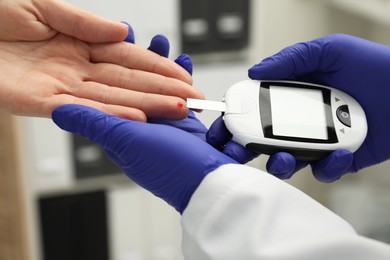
[222,80,367,160]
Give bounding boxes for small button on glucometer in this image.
[336,105,351,127]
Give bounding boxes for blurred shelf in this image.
[329,0,390,26]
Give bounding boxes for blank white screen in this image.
[269,86,328,140]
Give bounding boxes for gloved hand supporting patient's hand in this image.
[247,33,390,182]
[142,34,208,139]
[144,34,259,163]
[52,105,237,213]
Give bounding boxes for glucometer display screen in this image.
[260,82,338,143]
[269,86,328,140]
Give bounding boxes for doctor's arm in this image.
[208,34,390,182]
[0,0,202,120]
[52,104,390,260]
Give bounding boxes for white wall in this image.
[249,0,329,64]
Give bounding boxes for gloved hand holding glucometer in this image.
[188,79,367,163]
[207,34,390,182]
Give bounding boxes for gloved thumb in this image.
[52,104,135,153]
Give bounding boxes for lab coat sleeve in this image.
[181,164,390,260]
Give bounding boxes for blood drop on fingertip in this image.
[178,102,184,108]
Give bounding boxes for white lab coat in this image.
[181,164,390,259]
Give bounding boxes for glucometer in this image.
[187,80,367,161]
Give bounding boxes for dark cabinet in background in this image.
[39,191,109,260]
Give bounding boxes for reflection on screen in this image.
[269,86,328,140]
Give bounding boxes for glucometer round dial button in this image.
[336,105,351,127]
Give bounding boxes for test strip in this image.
[187,98,226,112]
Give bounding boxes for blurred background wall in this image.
[2,1,390,259]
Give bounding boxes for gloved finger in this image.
[147,35,193,77]
[146,33,193,75]
[266,152,296,179]
[175,54,193,75]
[266,152,309,179]
[148,34,170,58]
[206,116,232,150]
[311,149,354,183]
[121,21,135,43]
[248,40,324,80]
[222,140,259,164]
[207,116,259,163]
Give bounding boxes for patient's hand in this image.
[0,33,201,120]
[0,0,202,120]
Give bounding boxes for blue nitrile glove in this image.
[145,34,255,162]
[247,33,390,182]
[147,34,170,59]
[122,21,173,61]
[146,33,193,75]
[207,116,260,164]
[52,105,237,213]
